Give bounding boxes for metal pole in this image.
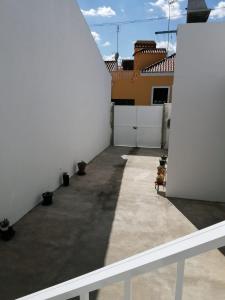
[115,25,120,70]
[167,0,171,52]
[116,25,120,54]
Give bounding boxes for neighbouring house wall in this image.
[167,23,225,202]
[0,0,111,223]
[112,73,174,105]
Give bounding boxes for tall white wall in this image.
[167,23,225,202]
[0,0,111,223]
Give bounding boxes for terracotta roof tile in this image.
[142,53,176,73]
[134,48,167,56]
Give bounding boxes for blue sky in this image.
[76,0,225,59]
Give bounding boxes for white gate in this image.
[114,106,163,148]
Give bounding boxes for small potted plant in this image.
[77,161,87,176]
[62,172,70,186]
[42,192,53,206]
[161,155,168,161]
[63,172,70,186]
[0,218,15,241]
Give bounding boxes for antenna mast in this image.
[116,25,120,54]
[115,25,120,69]
[155,0,177,53]
[167,0,177,52]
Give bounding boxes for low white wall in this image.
[167,23,225,202]
[0,0,111,223]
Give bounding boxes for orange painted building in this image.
[105,41,175,106]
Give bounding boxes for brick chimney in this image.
[133,40,166,71]
[134,40,156,54]
[187,0,211,23]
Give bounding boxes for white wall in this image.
[167,23,225,202]
[0,0,111,223]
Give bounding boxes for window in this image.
[152,87,169,105]
[111,99,135,106]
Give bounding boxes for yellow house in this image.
[105,40,175,106]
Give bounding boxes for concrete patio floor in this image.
[0,147,225,300]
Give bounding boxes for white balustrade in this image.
[80,293,89,300]
[16,221,225,300]
[175,260,185,300]
[124,279,132,300]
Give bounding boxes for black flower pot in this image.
[42,192,53,206]
[0,226,15,241]
[77,161,87,176]
[159,159,166,167]
[63,172,70,186]
[0,219,15,241]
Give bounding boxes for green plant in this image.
[0,218,10,229]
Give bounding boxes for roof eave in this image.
[141,71,174,77]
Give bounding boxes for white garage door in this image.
[114,106,163,148]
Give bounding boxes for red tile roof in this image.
[105,60,117,72]
[142,53,176,73]
[134,48,167,56]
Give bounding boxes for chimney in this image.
[187,0,211,23]
[134,40,156,54]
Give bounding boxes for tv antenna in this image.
[155,0,178,52]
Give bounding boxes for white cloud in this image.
[81,6,116,17]
[157,40,176,53]
[210,1,225,19]
[91,31,100,42]
[103,54,115,60]
[150,0,183,19]
[120,56,132,60]
[102,41,111,47]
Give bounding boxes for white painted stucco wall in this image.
[0,0,111,223]
[167,23,225,202]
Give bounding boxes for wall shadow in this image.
[158,192,225,256]
[128,147,167,157]
[0,147,132,300]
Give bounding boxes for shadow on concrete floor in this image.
[0,147,133,300]
[158,191,225,256]
[128,147,167,157]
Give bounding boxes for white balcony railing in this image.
[17,221,225,300]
